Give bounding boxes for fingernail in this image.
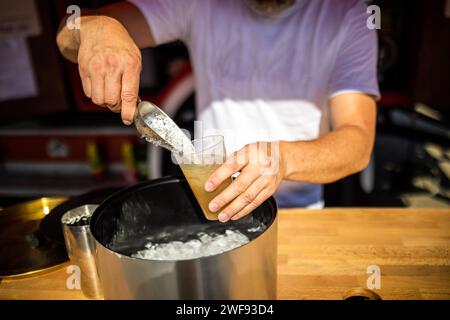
[123,119,132,126]
[218,212,228,222]
[205,181,214,192]
[209,202,219,212]
[231,215,240,221]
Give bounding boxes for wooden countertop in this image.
[1,208,449,300]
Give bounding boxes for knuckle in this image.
[124,54,140,69]
[105,54,118,68]
[78,63,88,76]
[241,191,254,205]
[250,198,261,209]
[229,162,241,172]
[121,91,137,103]
[246,200,260,213]
[104,98,118,108]
[231,152,243,166]
[261,157,271,167]
[91,98,103,106]
[83,88,91,98]
[233,179,247,194]
[89,59,103,72]
[227,205,239,216]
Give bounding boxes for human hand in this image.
[75,16,141,124]
[205,141,286,222]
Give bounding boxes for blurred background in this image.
[0,0,449,209]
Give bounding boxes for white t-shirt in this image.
[128,0,380,207]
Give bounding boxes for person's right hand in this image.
[76,16,142,125]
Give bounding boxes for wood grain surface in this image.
[1,208,449,300]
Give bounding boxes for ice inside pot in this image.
[90,177,276,261]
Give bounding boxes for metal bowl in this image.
[90,176,278,299]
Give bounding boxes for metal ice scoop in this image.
[134,101,194,154]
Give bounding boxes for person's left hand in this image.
[205,141,286,222]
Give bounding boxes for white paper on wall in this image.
[0,37,38,102]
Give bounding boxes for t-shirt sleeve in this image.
[127,0,196,45]
[328,1,381,100]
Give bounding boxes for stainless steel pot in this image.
[90,176,278,300]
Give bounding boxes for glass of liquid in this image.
[174,135,232,220]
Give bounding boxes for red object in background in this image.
[0,132,139,163]
[152,63,192,106]
[379,90,411,108]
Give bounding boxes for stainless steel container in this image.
[61,205,103,299]
[90,176,277,299]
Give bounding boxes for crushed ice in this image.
[143,112,195,156]
[132,230,250,260]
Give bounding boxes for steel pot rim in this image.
[90,175,278,263]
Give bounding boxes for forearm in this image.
[56,2,153,63]
[205,93,375,222]
[281,125,374,184]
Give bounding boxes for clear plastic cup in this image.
[175,135,232,220]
